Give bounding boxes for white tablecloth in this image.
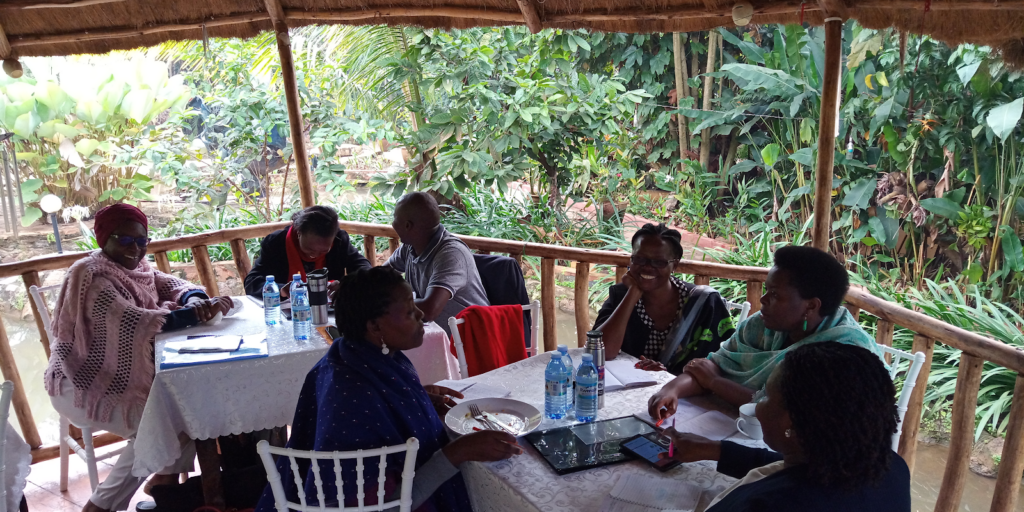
[132,298,460,477]
[459,349,765,512]
[4,422,30,512]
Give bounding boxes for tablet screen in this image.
[525,416,655,475]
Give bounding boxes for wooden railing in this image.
[0,220,1021,512]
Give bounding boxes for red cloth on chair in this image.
[452,305,527,377]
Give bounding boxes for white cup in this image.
[735,403,763,440]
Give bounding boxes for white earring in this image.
[784,429,793,438]
[380,337,389,355]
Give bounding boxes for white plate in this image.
[445,398,542,437]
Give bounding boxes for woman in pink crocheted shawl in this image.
[44,204,233,512]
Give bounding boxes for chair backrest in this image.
[877,346,927,451]
[449,301,539,379]
[29,284,60,341]
[256,438,419,512]
[0,381,12,512]
[725,300,751,324]
[472,254,532,346]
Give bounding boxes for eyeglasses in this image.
[113,235,151,248]
[630,256,677,269]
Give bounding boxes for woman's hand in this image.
[635,356,667,372]
[443,431,523,466]
[423,385,464,417]
[327,280,341,300]
[647,388,679,422]
[187,297,232,323]
[621,270,641,291]
[656,429,723,463]
[684,358,722,389]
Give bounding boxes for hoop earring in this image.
[380,336,390,355]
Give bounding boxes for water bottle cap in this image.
[266,276,275,282]
[557,344,567,352]
[550,351,561,360]
[581,353,593,361]
[293,274,302,281]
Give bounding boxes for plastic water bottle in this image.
[263,276,280,326]
[544,351,569,420]
[575,353,599,423]
[291,274,311,341]
[557,344,574,411]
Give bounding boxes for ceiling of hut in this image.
[1,0,1022,62]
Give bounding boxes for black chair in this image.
[472,254,533,350]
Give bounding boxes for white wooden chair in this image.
[448,301,540,379]
[29,284,124,492]
[0,380,14,512]
[726,300,751,324]
[878,345,927,451]
[257,438,419,512]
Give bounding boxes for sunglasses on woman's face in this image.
[113,235,151,248]
[630,256,676,269]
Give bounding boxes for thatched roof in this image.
[3,0,1024,64]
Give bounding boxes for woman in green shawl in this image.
[648,246,879,420]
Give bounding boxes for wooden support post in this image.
[898,334,934,474]
[511,252,523,268]
[264,0,314,208]
[541,258,556,352]
[363,235,377,267]
[154,251,172,274]
[21,271,51,358]
[195,438,226,509]
[745,280,762,313]
[191,246,220,296]
[574,262,591,348]
[228,239,251,279]
[844,304,860,321]
[875,319,895,364]
[698,31,719,172]
[991,375,1024,512]
[0,20,11,60]
[693,275,711,286]
[514,0,543,33]
[811,17,843,251]
[672,32,689,166]
[615,266,626,284]
[0,318,40,448]
[935,353,984,512]
[389,237,400,254]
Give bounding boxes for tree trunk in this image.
[673,32,689,169]
[719,127,740,198]
[699,31,719,172]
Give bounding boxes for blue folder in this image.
[160,333,269,370]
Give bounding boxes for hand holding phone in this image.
[620,432,681,472]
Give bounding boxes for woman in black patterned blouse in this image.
[593,223,736,374]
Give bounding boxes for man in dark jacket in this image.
[244,206,371,298]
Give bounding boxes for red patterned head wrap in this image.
[94,204,148,247]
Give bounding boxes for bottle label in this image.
[577,382,598,402]
[293,308,311,322]
[597,366,605,396]
[264,294,280,308]
[546,379,566,397]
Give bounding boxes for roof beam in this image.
[817,0,848,18]
[545,1,817,22]
[10,13,268,47]
[515,0,543,33]
[3,0,126,9]
[262,0,287,31]
[0,22,11,59]
[285,7,524,23]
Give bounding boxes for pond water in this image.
[5,309,1018,510]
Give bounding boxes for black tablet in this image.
[525,416,655,475]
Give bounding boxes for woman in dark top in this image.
[244,205,371,298]
[659,342,910,512]
[593,223,734,374]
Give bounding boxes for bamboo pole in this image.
[153,251,172,274]
[875,319,895,364]
[745,280,762,313]
[363,235,377,267]
[898,334,934,474]
[265,0,314,209]
[191,245,220,296]
[811,17,843,251]
[228,239,252,278]
[541,258,556,352]
[935,353,985,512]
[574,262,591,348]
[0,317,40,448]
[694,275,711,286]
[673,32,689,168]
[21,271,50,358]
[991,375,1024,512]
[8,0,126,8]
[698,31,719,172]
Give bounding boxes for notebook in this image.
[635,403,738,441]
[161,333,269,369]
[604,359,659,392]
[634,399,709,428]
[173,335,243,354]
[598,472,702,512]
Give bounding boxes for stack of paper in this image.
[599,472,703,512]
[161,333,269,369]
[634,399,709,428]
[634,400,738,441]
[172,335,243,354]
[604,360,658,392]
